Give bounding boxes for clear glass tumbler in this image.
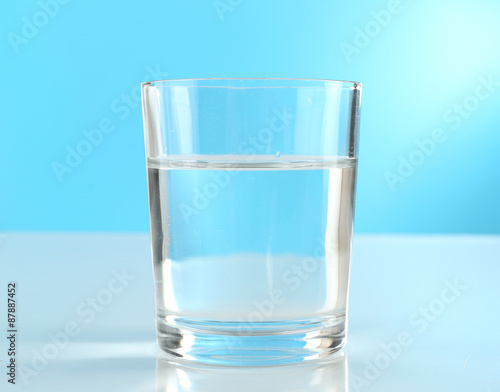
[141,78,362,366]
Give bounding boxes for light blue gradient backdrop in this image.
[1,0,499,233]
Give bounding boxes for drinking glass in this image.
[156,351,347,391]
[141,78,362,366]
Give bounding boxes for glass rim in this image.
[141,77,361,89]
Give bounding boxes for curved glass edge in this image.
[141,77,362,90]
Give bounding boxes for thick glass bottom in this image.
[156,315,346,366]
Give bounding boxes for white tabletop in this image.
[1,233,499,391]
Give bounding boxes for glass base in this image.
[156,315,346,366]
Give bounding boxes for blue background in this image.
[1,0,499,233]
